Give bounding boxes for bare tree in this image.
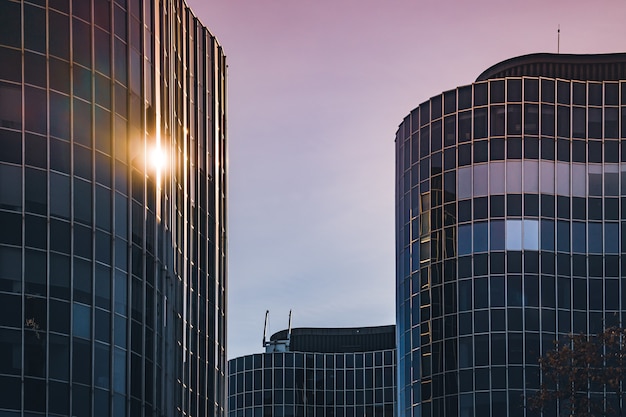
[529,327,626,417]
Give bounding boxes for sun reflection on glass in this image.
[149,145,167,175]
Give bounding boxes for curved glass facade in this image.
[228,342,396,417]
[0,0,226,416]
[396,59,626,417]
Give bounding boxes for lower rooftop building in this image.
[228,324,396,417]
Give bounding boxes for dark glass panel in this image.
[25,167,47,215]
[114,38,128,86]
[95,27,111,76]
[524,194,539,216]
[73,18,92,67]
[572,140,585,162]
[0,328,21,375]
[94,0,111,30]
[490,195,504,217]
[540,137,554,160]
[96,230,111,264]
[490,80,505,103]
[73,98,93,146]
[523,137,539,159]
[25,214,47,249]
[588,198,602,220]
[556,195,570,219]
[572,82,586,105]
[540,104,555,136]
[588,107,602,139]
[524,104,538,134]
[506,137,522,159]
[130,48,141,94]
[572,197,585,220]
[605,83,619,105]
[431,120,442,152]
[74,178,93,225]
[95,106,112,154]
[588,83,602,106]
[73,339,92,385]
[49,10,70,60]
[24,249,46,295]
[114,4,127,38]
[524,78,538,102]
[50,252,71,299]
[50,57,71,94]
[473,140,488,163]
[507,104,521,135]
[51,137,71,173]
[458,111,471,142]
[474,82,488,106]
[24,86,47,134]
[74,144,92,180]
[73,256,92,304]
[444,90,456,115]
[473,108,487,139]
[95,73,112,110]
[74,65,92,101]
[588,141,602,163]
[605,108,619,139]
[73,0,91,22]
[541,79,555,102]
[605,197,619,220]
[444,115,455,146]
[541,194,554,217]
[0,375,21,409]
[490,105,505,136]
[556,139,570,162]
[0,129,21,164]
[431,95,442,120]
[458,86,471,110]
[507,79,522,102]
[0,1,21,48]
[24,4,46,53]
[557,106,570,137]
[490,137,504,160]
[0,47,22,83]
[557,81,570,104]
[572,107,585,138]
[50,92,71,139]
[458,144,471,166]
[24,51,47,87]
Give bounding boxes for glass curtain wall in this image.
[0,0,226,416]
[396,77,626,417]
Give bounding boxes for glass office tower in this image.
[228,326,396,417]
[0,0,226,416]
[395,53,626,417]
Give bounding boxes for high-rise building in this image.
[0,0,226,416]
[228,325,396,417]
[395,53,626,417]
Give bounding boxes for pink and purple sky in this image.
[186,0,626,359]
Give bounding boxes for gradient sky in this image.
[186,0,626,359]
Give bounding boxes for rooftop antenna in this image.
[262,310,270,348]
[287,310,293,348]
[557,24,560,54]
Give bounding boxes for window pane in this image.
[457,167,472,199]
[523,220,539,250]
[489,162,505,194]
[473,164,488,197]
[473,222,488,252]
[539,161,555,194]
[506,161,522,193]
[523,161,539,193]
[506,220,522,250]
